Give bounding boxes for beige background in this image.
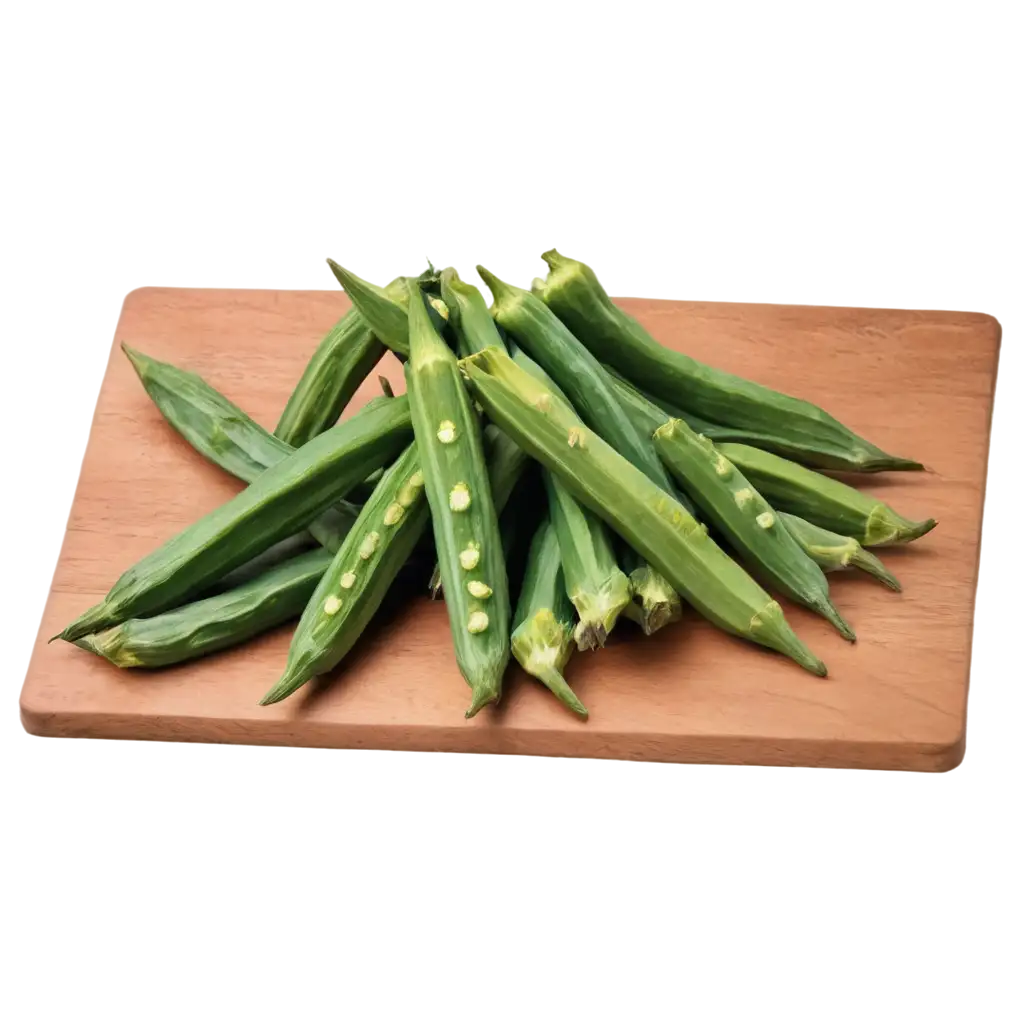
[2,9,1024,1024]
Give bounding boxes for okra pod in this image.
[544,469,631,650]
[781,513,901,591]
[439,267,507,359]
[534,250,922,473]
[459,348,826,675]
[511,343,674,640]
[477,266,679,496]
[260,443,430,705]
[406,287,510,716]
[653,419,855,640]
[75,548,333,669]
[717,444,937,547]
[511,516,587,718]
[123,344,361,552]
[325,263,447,358]
[274,276,410,446]
[58,397,413,643]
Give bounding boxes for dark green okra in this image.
[275,276,411,446]
[75,548,333,669]
[325,263,447,358]
[459,347,827,676]
[717,444,937,546]
[534,249,922,473]
[260,443,429,705]
[781,513,901,591]
[653,419,855,640]
[58,397,413,643]
[406,287,510,716]
[122,344,362,552]
[511,515,587,719]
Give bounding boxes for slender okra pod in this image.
[325,263,448,358]
[439,267,507,359]
[533,250,922,473]
[511,516,587,719]
[716,444,937,546]
[781,513,901,591]
[122,344,362,552]
[406,287,510,716]
[57,397,413,644]
[653,419,856,640]
[544,469,631,650]
[459,347,826,675]
[75,548,334,669]
[477,265,680,496]
[260,443,430,705]
[275,275,414,446]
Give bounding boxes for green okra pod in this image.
[123,344,362,552]
[717,444,937,547]
[325,263,448,358]
[406,287,510,716]
[440,267,507,359]
[260,443,430,705]
[534,249,922,473]
[75,548,334,669]
[780,513,901,591]
[653,419,855,640]
[459,347,826,676]
[511,515,587,719]
[58,396,413,644]
[544,469,631,650]
[275,276,411,446]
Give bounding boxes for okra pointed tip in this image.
[464,689,499,719]
[824,602,857,642]
[258,666,309,706]
[905,518,938,542]
[852,549,902,591]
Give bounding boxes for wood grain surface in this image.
[19,287,1001,770]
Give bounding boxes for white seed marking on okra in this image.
[467,580,492,599]
[437,420,457,444]
[756,511,776,530]
[715,455,732,478]
[533,392,552,412]
[383,503,405,526]
[429,297,450,320]
[323,595,343,616]
[340,572,357,590]
[467,611,489,634]
[734,488,754,509]
[398,470,424,508]
[358,532,380,560]
[568,427,586,448]
[459,542,481,570]
[449,483,471,512]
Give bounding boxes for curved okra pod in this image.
[459,347,827,676]
[274,276,411,446]
[511,516,587,718]
[717,444,937,546]
[260,443,430,705]
[533,249,922,473]
[122,344,362,552]
[57,397,413,643]
[619,543,683,636]
[75,548,334,669]
[406,287,510,717]
[781,513,901,591]
[653,419,855,640]
[544,469,631,650]
[325,263,448,358]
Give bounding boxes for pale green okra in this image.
[260,443,430,705]
[653,418,855,640]
[57,397,413,644]
[459,347,827,675]
[406,288,510,716]
[717,444,937,547]
[511,515,587,718]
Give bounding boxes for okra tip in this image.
[464,685,501,719]
[854,549,902,591]
[120,341,150,374]
[904,517,938,542]
[821,600,857,643]
[475,265,518,306]
[56,602,113,645]
[258,666,310,706]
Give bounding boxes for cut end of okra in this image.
[571,570,632,652]
[625,566,683,636]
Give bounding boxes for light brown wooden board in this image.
[20,288,1000,770]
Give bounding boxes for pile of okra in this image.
[57,251,936,719]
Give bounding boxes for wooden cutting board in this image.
[20,287,1000,771]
